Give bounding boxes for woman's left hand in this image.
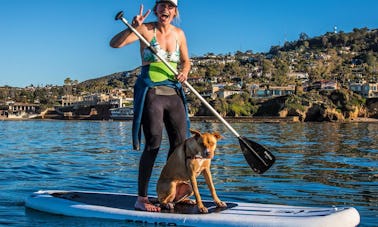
[176,72,187,83]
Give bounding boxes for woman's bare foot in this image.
[134,196,161,212]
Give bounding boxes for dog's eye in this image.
[204,140,214,147]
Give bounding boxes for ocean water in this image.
[0,120,377,226]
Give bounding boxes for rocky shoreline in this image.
[189,116,300,123]
[190,116,378,123]
[348,117,378,123]
[2,115,377,123]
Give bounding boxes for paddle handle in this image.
[115,11,241,138]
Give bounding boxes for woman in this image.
[110,0,191,212]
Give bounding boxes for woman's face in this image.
[156,2,176,23]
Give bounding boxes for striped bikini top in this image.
[143,26,180,64]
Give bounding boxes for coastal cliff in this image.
[254,88,369,122]
[194,88,376,122]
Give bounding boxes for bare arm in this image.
[110,29,139,48]
[177,29,191,82]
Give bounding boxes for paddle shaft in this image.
[116,12,241,138]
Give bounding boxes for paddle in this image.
[114,11,275,174]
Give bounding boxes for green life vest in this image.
[149,62,178,82]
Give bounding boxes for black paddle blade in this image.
[239,137,275,174]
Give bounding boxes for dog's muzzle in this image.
[203,148,212,158]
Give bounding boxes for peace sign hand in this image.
[132,4,151,28]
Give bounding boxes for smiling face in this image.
[154,2,177,24]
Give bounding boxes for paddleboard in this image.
[25,190,360,227]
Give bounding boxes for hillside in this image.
[1,27,377,121]
[77,28,377,90]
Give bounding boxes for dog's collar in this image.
[186,154,203,160]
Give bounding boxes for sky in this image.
[1,0,378,87]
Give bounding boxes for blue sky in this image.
[1,0,378,87]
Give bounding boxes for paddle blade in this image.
[239,137,275,174]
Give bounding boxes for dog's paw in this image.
[160,202,175,210]
[215,200,227,208]
[198,206,209,213]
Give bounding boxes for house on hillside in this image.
[0,101,40,118]
[212,84,225,93]
[251,85,295,98]
[191,55,236,65]
[349,81,364,94]
[270,85,296,96]
[109,97,133,108]
[321,80,338,90]
[305,80,338,91]
[361,82,378,98]
[60,95,83,106]
[349,81,378,98]
[217,89,243,99]
[288,72,309,81]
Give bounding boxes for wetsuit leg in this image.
[138,89,164,197]
[137,90,188,197]
[164,94,188,159]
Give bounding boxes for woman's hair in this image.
[153,3,180,24]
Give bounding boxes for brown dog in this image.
[157,129,227,213]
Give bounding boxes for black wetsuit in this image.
[138,87,187,197]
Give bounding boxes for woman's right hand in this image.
[132,4,151,28]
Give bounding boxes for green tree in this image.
[261,59,274,76]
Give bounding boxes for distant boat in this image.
[6,112,40,119]
[110,107,133,120]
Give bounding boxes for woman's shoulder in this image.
[172,26,185,36]
[138,22,156,38]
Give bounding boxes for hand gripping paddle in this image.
[114,11,275,174]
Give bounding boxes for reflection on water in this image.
[0,120,377,226]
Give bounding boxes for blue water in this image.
[0,120,377,226]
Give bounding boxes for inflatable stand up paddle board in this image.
[25,190,360,226]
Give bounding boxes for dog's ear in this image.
[212,132,222,140]
[189,129,202,137]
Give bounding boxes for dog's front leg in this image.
[203,168,227,208]
[158,181,177,210]
[189,175,208,213]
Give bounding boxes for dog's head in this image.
[186,129,222,159]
